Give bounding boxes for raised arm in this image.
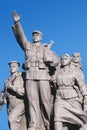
[12,11,30,51]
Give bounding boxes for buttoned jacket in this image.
[3,72,24,112]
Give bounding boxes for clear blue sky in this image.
[0,0,87,129]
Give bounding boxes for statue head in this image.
[72,52,81,63]
[8,61,20,74]
[32,30,43,43]
[61,53,71,67]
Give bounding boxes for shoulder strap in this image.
[26,45,42,62]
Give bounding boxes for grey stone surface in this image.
[12,11,59,130]
[1,11,87,130]
[54,54,87,130]
[1,61,27,130]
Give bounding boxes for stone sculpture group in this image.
[0,11,87,130]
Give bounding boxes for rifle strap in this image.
[26,45,42,62]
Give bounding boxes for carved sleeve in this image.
[75,70,87,96]
[12,22,31,51]
[44,48,59,67]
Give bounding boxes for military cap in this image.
[8,61,20,66]
[32,30,43,37]
[61,53,70,59]
[72,52,81,57]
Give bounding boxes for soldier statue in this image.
[11,11,59,130]
[0,61,27,130]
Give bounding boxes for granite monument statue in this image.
[54,54,87,130]
[11,11,59,130]
[0,61,27,130]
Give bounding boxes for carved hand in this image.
[12,11,21,23]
